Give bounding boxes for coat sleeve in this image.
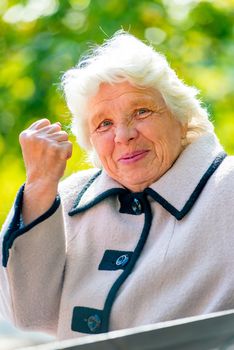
[0,185,66,335]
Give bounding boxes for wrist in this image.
[24,179,58,197]
[23,180,59,225]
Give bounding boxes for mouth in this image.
[118,150,149,163]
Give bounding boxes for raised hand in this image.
[19,119,73,224]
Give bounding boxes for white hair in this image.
[62,30,214,165]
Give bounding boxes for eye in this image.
[135,108,152,118]
[96,119,113,132]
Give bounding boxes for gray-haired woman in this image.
[0,31,233,340]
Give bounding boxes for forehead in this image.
[87,81,165,110]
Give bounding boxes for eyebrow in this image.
[127,95,156,107]
[127,98,165,113]
[89,94,162,125]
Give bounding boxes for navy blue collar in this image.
[69,134,226,220]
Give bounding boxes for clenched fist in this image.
[19,119,73,224]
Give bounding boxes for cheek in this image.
[138,119,182,151]
[163,123,183,161]
[91,133,115,159]
[137,120,163,143]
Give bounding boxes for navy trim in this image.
[68,170,128,216]
[69,187,127,215]
[145,152,227,220]
[71,306,103,334]
[101,194,152,332]
[2,186,60,268]
[98,250,133,271]
[71,170,102,211]
[69,154,227,220]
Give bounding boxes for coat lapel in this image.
[69,134,226,219]
[146,133,226,219]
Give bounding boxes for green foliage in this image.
[0,0,233,226]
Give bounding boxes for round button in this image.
[131,198,142,215]
[116,254,129,267]
[87,314,101,332]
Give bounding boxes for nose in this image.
[114,124,138,144]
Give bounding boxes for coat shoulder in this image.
[215,155,234,180]
[211,155,234,197]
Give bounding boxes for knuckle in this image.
[19,130,27,140]
[38,118,50,126]
[51,123,61,131]
[61,132,69,141]
[48,142,60,154]
[19,130,31,144]
[61,130,68,137]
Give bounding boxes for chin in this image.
[122,178,151,192]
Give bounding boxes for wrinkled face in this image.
[87,81,186,192]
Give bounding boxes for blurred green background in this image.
[0,0,233,227]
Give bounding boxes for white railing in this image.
[14,309,234,350]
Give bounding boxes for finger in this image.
[28,119,51,130]
[36,122,62,134]
[49,131,69,142]
[46,123,62,134]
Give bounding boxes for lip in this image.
[118,150,149,164]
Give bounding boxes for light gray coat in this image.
[1,133,234,339]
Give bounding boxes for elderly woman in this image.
[0,31,234,339]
